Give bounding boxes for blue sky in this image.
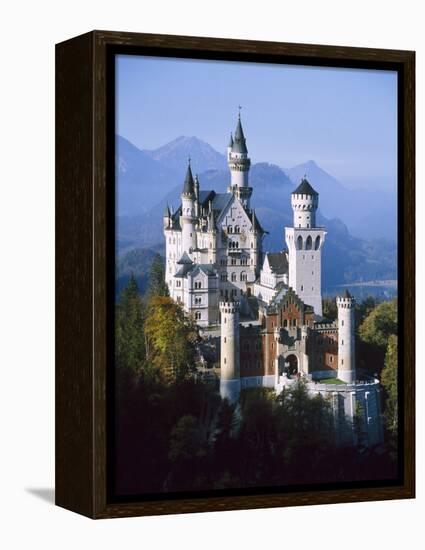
[116,54,397,192]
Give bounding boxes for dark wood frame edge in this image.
[55,30,415,519]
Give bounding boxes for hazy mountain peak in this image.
[144,135,228,175]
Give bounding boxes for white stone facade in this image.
[219,300,241,402]
[163,116,265,326]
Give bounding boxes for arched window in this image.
[228,226,233,233]
[234,225,240,234]
[283,319,288,327]
[306,235,312,250]
[315,236,321,250]
[240,271,247,282]
[231,272,237,282]
[297,235,303,250]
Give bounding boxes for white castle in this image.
[164,114,262,325]
[163,115,384,447]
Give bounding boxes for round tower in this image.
[163,203,171,229]
[219,300,241,403]
[291,176,319,229]
[227,113,252,208]
[180,161,197,252]
[336,290,356,384]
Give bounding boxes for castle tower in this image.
[180,161,197,252]
[336,290,356,384]
[163,203,171,229]
[285,177,326,316]
[219,300,241,403]
[227,113,252,209]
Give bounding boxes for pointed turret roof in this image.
[251,208,265,233]
[177,251,193,265]
[163,203,170,217]
[292,176,318,196]
[232,114,248,154]
[343,288,352,299]
[182,161,195,196]
[228,132,234,148]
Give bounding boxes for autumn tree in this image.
[144,296,198,382]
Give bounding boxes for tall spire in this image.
[232,113,248,154]
[182,159,195,196]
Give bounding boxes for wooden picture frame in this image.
[56,30,415,519]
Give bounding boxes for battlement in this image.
[219,300,240,314]
[336,294,355,308]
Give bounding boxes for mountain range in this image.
[116,135,397,290]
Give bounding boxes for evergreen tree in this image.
[115,274,146,373]
[381,334,398,441]
[147,253,169,299]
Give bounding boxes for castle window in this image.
[234,225,240,233]
[301,285,304,291]
[341,320,344,326]
[231,272,237,282]
[306,235,312,250]
[284,319,288,327]
[297,236,303,250]
[228,226,233,233]
[330,355,333,363]
[341,359,344,365]
[221,258,226,266]
[231,258,236,266]
[224,337,226,343]
[342,340,344,345]
[224,357,226,364]
[292,319,296,327]
[315,236,321,250]
[240,271,247,282]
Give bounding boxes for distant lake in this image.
[324,280,397,301]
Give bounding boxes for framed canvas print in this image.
[55,31,415,519]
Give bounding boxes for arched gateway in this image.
[284,354,299,376]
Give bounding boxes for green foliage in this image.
[116,247,159,298]
[381,334,398,441]
[115,274,146,373]
[359,299,397,349]
[147,253,169,299]
[168,415,206,463]
[322,298,337,321]
[144,296,198,382]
